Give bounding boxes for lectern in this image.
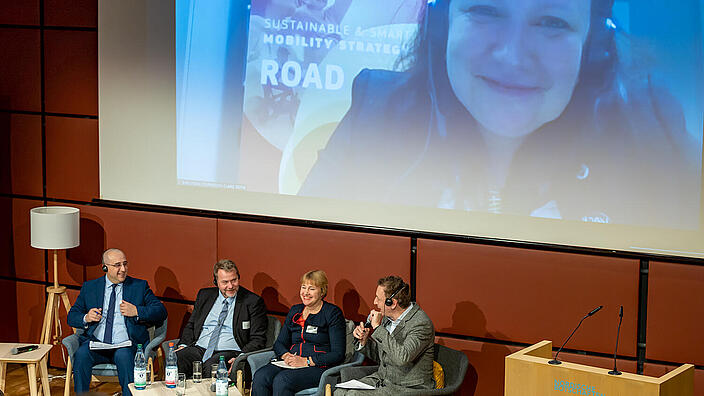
[505,341,693,396]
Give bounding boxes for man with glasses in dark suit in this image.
[67,248,167,396]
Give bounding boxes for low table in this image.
[0,343,52,396]
[129,379,242,395]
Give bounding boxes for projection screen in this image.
[99,0,704,258]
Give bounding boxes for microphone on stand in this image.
[608,306,624,375]
[549,305,603,365]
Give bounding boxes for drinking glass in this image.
[192,360,203,383]
[176,373,186,396]
[211,363,219,383]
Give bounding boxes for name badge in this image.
[242,321,251,330]
[306,325,318,334]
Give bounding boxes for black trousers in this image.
[175,345,241,379]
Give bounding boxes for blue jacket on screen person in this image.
[274,301,346,368]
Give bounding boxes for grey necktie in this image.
[202,299,230,361]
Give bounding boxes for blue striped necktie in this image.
[103,284,117,344]
[203,299,230,361]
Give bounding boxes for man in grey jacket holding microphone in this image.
[336,275,435,395]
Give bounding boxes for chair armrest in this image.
[246,350,276,376]
[228,346,274,382]
[145,331,167,360]
[315,352,366,395]
[61,332,81,360]
[339,365,378,383]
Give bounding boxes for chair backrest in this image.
[148,319,167,340]
[146,319,168,357]
[434,344,469,391]
[265,315,282,348]
[343,319,356,364]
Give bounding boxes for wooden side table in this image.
[0,343,52,396]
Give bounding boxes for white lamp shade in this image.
[30,206,80,249]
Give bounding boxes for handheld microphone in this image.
[549,305,603,365]
[11,345,39,355]
[608,306,624,375]
[363,312,373,329]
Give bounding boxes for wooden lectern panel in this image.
[505,341,693,396]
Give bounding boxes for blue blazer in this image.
[67,276,167,346]
[273,301,346,368]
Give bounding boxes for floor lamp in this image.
[30,206,80,345]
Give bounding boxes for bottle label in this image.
[165,367,177,386]
[134,368,147,388]
[216,380,228,396]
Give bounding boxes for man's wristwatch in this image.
[307,357,312,367]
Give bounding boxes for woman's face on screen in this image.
[446,0,591,138]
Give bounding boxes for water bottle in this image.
[165,342,178,388]
[216,355,228,396]
[133,344,147,390]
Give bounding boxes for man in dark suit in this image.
[67,248,167,396]
[175,259,268,377]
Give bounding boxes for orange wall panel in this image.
[44,30,97,115]
[643,363,704,396]
[49,207,110,288]
[0,279,20,342]
[5,114,43,196]
[0,28,41,111]
[435,337,520,396]
[45,116,99,201]
[8,198,46,282]
[217,220,410,321]
[45,0,97,28]
[0,199,12,280]
[49,204,217,300]
[163,301,194,343]
[646,261,704,365]
[0,1,40,25]
[16,281,46,343]
[417,240,639,356]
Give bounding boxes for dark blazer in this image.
[274,301,346,368]
[179,286,267,353]
[67,276,167,346]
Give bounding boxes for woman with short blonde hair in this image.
[253,269,346,396]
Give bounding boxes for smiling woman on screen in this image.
[300,0,700,229]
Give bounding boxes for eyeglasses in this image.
[105,261,129,269]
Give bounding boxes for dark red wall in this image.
[0,2,702,395]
